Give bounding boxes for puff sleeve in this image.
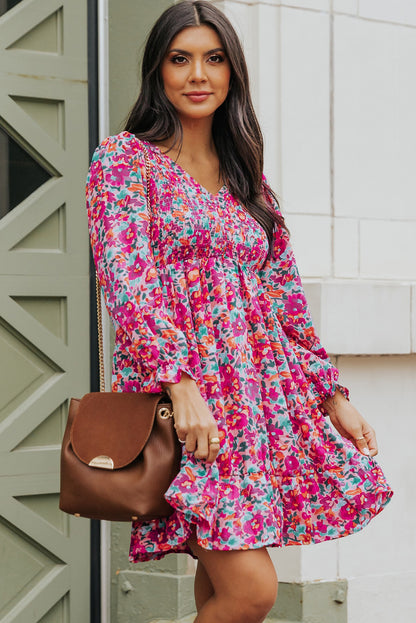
[258,181,349,411]
[86,135,199,393]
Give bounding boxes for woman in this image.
[86,2,393,621]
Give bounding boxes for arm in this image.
[258,182,349,412]
[258,189,379,456]
[322,389,377,456]
[86,135,198,393]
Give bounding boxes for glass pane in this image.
[0,1,24,17]
[0,127,52,218]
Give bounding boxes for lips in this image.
[185,92,212,103]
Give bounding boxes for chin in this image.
[177,106,221,121]
[186,112,216,120]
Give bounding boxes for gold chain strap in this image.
[95,275,105,392]
[95,145,152,393]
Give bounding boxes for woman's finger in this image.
[354,435,371,456]
[194,433,209,460]
[206,431,221,463]
[365,429,378,457]
[184,431,197,454]
[174,422,188,444]
[171,396,220,462]
[193,427,220,462]
[329,407,378,458]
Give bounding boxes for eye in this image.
[171,55,188,65]
[208,54,225,63]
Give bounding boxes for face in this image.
[161,25,231,122]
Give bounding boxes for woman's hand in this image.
[162,373,220,463]
[322,389,378,457]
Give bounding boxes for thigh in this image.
[188,534,278,604]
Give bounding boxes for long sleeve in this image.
[258,181,349,409]
[86,135,199,393]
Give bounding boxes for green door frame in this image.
[87,1,101,622]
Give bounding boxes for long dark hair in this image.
[125,0,286,267]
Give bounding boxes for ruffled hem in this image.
[129,484,393,563]
[129,447,394,563]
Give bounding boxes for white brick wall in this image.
[288,215,332,277]
[280,7,331,216]
[337,355,416,621]
[215,0,416,350]
[359,0,416,26]
[333,15,416,223]
[333,0,358,14]
[333,218,359,277]
[360,220,416,280]
[304,281,412,354]
[282,0,330,10]
[213,2,416,621]
[412,284,416,352]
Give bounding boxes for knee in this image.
[234,576,278,623]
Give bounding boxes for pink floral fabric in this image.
[86,131,393,562]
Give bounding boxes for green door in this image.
[0,1,91,621]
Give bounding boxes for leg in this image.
[194,560,214,612]
[188,534,278,623]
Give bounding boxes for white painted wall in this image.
[213,1,416,620]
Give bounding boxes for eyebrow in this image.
[168,47,225,56]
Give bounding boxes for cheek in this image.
[219,66,231,89]
[217,68,231,95]
[161,65,180,94]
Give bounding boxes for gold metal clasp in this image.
[88,455,114,469]
[158,406,174,419]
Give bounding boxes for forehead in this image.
[168,25,224,52]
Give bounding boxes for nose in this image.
[188,59,207,83]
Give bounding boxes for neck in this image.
[172,116,216,158]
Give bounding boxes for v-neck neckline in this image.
[129,134,227,199]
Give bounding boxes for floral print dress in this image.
[86,131,393,562]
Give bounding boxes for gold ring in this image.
[209,437,220,445]
[355,436,365,442]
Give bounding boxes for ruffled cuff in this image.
[318,382,349,416]
[335,383,350,401]
[292,344,350,416]
[139,362,200,394]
